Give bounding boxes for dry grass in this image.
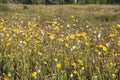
[0,4,120,80]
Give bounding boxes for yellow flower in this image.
[65,36,69,40]
[112,73,116,78]
[4,77,8,80]
[76,32,86,37]
[58,38,63,42]
[78,60,83,66]
[73,70,78,75]
[85,42,89,46]
[71,62,76,67]
[118,42,120,46]
[43,61,47,65]
[71,16,75,18]
[70,34,75,39]
[52,21,58,25]
[28,21,31,26]
[53,26,59,31]
[32,72,37,77]
[108,34,116,37]
[76,33,81,37]
[65,43,69,47]
[117,24,120,28]
[98,44,107,53]
[49,34,55,40]
[8,72,12,77]
[80,32,86,37]
[102,46,107,52]
[56,63,62,69]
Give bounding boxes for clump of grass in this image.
[0,4,10,11]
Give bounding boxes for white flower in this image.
[37,69,41,73]
[72,46,76,50]
[67,24,70,28]
[106,42,110,47]
[54,58,58,62]
[81,67,84,70]
[98,51,101,55]
[92,59,95,63]
[98,33,101,38]
[70,74,73,78]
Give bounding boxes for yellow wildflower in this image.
[43,61,47,65]
[49,34,55,40]
[71,16,75,18]
[32,72,37,77]
[71,62,76,67]
[54,26,59,31]
[98,44,107,52]
[65,43,69,47]
[108,34,116,37]
[76,32,86,37]
[78,60,83,66]
[80,32,86,37]
[56,63,62,69]
[58,38,63,42]
[70,34,75,39]
[52,21,58,25]
[65,36,69,40]
[112,73,116,78]
[4,77,8,80]
[102,46,107,52]
[73,70,78,75]
[76,33,81,37]
[8,72,12,77]
[117,24,120,28]
[85,42,89,46]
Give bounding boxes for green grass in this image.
[0,4,120,80]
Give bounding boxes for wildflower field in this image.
[0,4,120,80]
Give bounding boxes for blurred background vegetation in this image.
[0,0,120,4]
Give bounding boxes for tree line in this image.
[0,0,120,4]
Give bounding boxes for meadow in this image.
[0,4,120,80]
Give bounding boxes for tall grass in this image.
[0,4,120,80]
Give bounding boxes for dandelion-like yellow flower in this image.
[71,16,75,18]
[32,72,37,77]
[108,34,116,37]
[43,61,47,65]
[49,34,55,40]
[65,43,69,47]
[4,77,8,80]
[98,44,107,53]
[70,34,75,39]
[53,26,59,31]
[78,60,83,66]
[117,24,120,28]
[71,62,77,67]
[52,21,58,25]
[56,63,62,69]
[102,46,107,52]
[73,70,78,75]
[112,73,116,78]
[7,72,12,77]
[80,32,86,37]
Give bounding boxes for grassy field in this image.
[0,4,120,80]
